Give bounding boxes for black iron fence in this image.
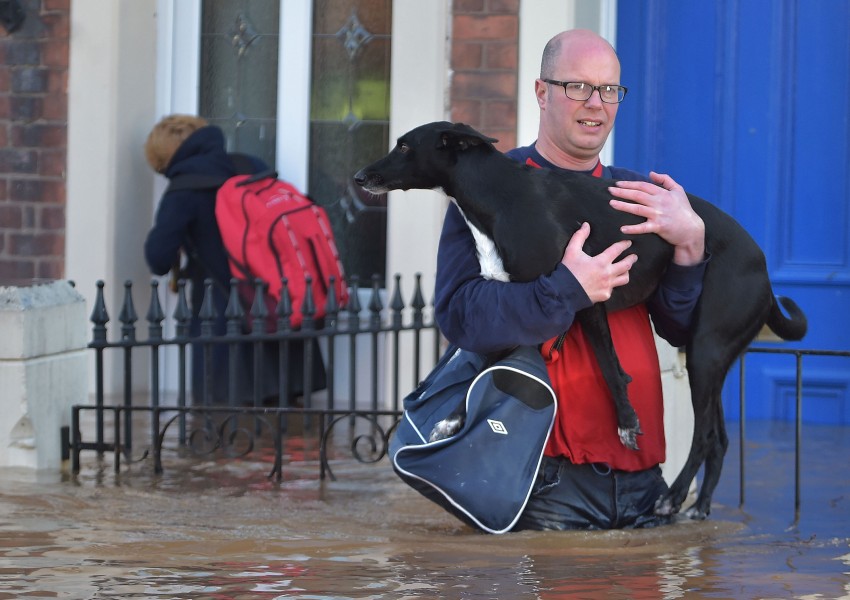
[69,274,441,480]
[736,347,850,522]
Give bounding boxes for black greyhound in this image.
[353,121,807,519]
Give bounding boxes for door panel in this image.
[615,0,850,423]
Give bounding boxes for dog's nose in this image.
[353,170,367,186]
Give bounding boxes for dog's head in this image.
[353,121,498,194]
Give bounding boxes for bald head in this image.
[540,29,619,80]
[534,29,623,170]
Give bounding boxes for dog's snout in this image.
[353,169,368,187]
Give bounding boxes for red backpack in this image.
[167,155,348,329]
[215,174,348,328]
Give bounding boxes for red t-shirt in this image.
[541,304,665,471]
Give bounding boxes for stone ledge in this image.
[0,279,87,359]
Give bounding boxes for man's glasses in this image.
[542,79,628,104]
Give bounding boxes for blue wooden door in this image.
[614,1,850,424]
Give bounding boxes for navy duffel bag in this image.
[389,344,556,534]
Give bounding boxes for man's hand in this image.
[608,171,706,266]
[562,222,637,303]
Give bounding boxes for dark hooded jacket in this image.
[144,125,267,322]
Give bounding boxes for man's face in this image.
[536,41,621,163]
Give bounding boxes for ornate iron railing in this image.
[70,273,440,479]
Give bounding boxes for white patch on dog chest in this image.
[451,199,510,282]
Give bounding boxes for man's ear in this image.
[436,122,499,150]
[535,78,548,109]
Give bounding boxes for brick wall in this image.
[450,0,518,152]
[0,0,69,284]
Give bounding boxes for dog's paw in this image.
[683,505,709,521]
[617,424,643,451]
[654,495,678,517]
[429,415,464,442]
[683,501,710,521]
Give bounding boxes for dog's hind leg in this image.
[658,384,727,519]
[654,351,720,516]
[656,337,735,518]
[575,305,642,450]
[685,397,728,519]
[655,387,721,517]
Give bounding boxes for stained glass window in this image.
[310,0,392,282]
[199,0,280,166]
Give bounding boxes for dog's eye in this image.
[398,143,410,154]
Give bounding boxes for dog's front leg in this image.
[575,305,642,450]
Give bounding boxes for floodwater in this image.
[1,420,849,599]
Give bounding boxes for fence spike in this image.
[250,278,268,334]
[369,274,383,328]
[119,280,137,342]
[173,279,192,338]
[224,278,245,335]
[199,278,217,336]
[325,275,339,325]
[90,280,109,342]
[146,279,165,341]
[411,272,425,327]
[276,277,293,332]
[347,275,362,331]
[301,274,316,329]
[390,273,404,328]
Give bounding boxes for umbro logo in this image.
[487,419,508,435]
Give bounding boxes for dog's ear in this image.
[436,122,499,151]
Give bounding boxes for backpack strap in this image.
[228,152,278,185]
[165,173,229,193]
[164,152,266,297]
[228,152,257,175]
[164,152,274,194]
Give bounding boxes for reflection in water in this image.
[1,421,848,599]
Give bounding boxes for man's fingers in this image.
[609,198,647,216]
[610,180,655,195]
[612,252,637,283]
[613,251,638,274]
[650,171,683,192]
[600,239,633,261]
[620,251,638,266]
[566,222,591,252]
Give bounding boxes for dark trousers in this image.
[191,337,327,407]
[512,456,673,531]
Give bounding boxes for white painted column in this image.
[66,0,159,400]
[383,0,452,394]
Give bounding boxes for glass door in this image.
[197,0,392,281]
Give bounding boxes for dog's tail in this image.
[766,295,807,341]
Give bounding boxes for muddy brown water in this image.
[1,421,848,599]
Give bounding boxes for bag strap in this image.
[164,152,275,193]
[164,152,265,296]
